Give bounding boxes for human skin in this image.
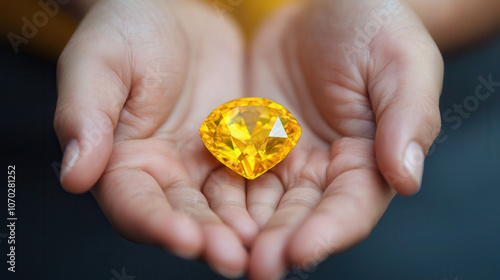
[405,0,500,51]
[55,0,253,277]
[245,0,443,279]
[54,0,444,279]
[65,0,500,51]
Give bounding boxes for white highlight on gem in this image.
[269,116,288,138]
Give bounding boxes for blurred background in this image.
[1,0,499,279]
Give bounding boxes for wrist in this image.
[405,0,500,51]
[65,0,99,20]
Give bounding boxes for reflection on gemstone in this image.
[199,97,301,180]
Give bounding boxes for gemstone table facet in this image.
[199,97,301,180]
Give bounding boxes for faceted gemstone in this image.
[199,97,301,180]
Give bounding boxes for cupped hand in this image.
[246,0,443,279]
[54,0,258,277]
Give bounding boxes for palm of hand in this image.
[74,0,254,276]
[57,0,443,279]
[245,1,442,278]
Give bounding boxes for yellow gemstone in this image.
[199,97,301,180]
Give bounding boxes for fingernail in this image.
[60,139,79,183]
[403,141,424,189]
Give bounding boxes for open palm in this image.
[55,0,258,277]
[55,0,444,279]
[247,1,443,279]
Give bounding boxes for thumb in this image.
[54,33,129,194]
[370,31,444,195]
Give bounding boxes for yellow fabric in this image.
[229,0,297,38]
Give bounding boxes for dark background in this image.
[0,34,499,280]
